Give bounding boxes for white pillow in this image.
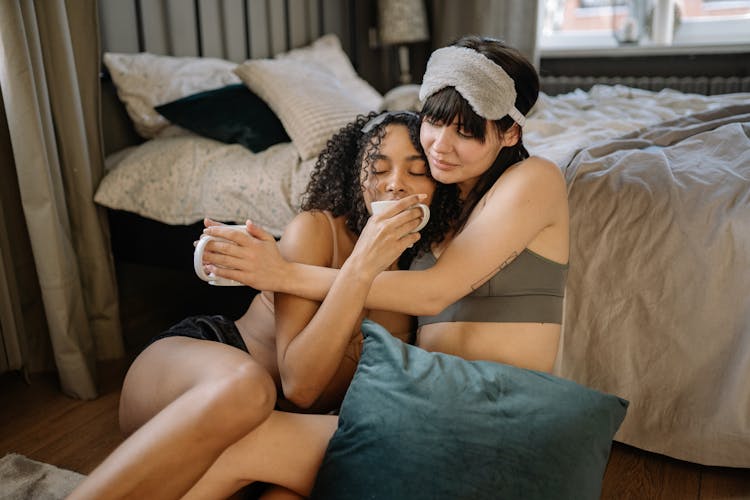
[276,34,383,111]
[380,84,422,112]
[235,58,376,161]
[94,136,308,237]
[103,53,240,138]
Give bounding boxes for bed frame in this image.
[98,0,376,350]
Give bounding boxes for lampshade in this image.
[378,0,429,45]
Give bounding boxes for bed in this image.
[95,1,750,470]
[525,88,750,468]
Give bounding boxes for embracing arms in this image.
[204,158,568,317]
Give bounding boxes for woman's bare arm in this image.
[272,210,418,408]
[272,212,370,408]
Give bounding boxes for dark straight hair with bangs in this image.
[420,35,540,233]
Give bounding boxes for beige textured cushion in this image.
[380,84,423,112]
[103,53,240,138]
[276,34,382,111]
[235,34,382,161]
[235,59,372,160]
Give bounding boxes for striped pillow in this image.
[234,57,379,161]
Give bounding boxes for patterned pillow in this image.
[311,319,629,500]
[94,136,316,236]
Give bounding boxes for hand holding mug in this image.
[343,195,428,279]
[370,200,430,233]
[194,224,247,286]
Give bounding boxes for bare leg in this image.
[183,411,338,499]
[68,337,277,500]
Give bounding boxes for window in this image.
[540,0,750,51]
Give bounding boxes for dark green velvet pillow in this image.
[311,320,628,500]
[154,84,289,152]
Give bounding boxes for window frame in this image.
[538,0,750,54]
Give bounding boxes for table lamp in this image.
[378,0,429,84]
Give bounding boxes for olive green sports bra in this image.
[412,248,568,327]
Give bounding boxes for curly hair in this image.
[300,111,460,268]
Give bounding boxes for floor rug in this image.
[0,453,84,499]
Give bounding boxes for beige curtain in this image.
[430,0,540,67]
[0,0,123,399]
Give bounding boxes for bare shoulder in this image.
[278,210,335,266]
[472,156,568,243]
[506,156,564,186]
[489,156,566,202]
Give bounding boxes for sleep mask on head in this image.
[361,111,420,134]
[419,46,526,127]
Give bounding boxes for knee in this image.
[198,362,277,437]
[226,361,277,416]
[118,358,153,436]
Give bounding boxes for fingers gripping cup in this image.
[193,225,246,286]
[371,200,430,233]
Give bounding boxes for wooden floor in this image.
[2,261,748,498]
[1,362,749,499]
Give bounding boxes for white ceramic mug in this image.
[371,200,430,233]
[193,224,246,286]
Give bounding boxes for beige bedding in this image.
[555,104,750,467]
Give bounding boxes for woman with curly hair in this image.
[69,111,460,499]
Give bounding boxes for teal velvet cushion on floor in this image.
[155,84,289,152]
[311,320,628,500]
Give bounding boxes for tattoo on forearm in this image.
[470,251,519,290]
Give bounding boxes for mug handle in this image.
[413,203,430,232]
[193,236,214,282]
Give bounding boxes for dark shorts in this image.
[148,315,250,353]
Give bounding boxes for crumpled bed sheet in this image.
[555,103,750,467]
